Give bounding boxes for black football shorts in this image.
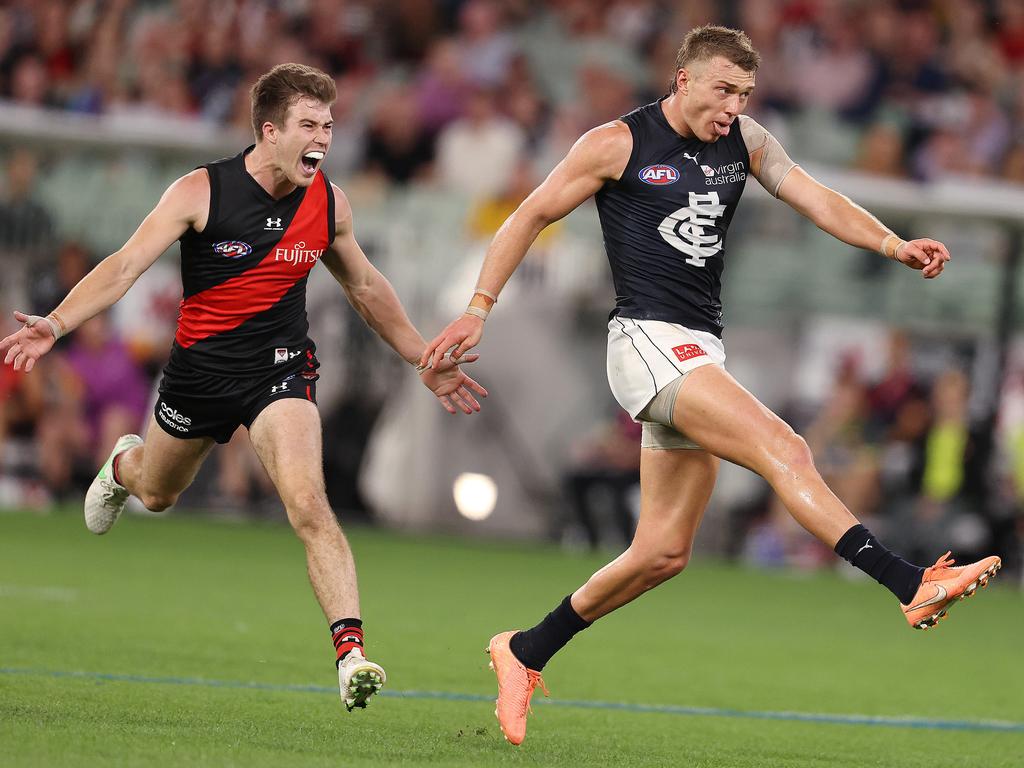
[153,369,319,444]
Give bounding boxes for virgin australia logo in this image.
[274,241,324,265]
[703,160,746,185]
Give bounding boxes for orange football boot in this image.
[902,551,1001,629]
[487,631,548,745]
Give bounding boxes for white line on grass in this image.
[0,584,78,602]
[1,667,1021,734]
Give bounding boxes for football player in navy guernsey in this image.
[421,26,1001,745]
[0,63,488,712]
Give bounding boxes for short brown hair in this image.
[669,25,761,93]
[250,63,336,140]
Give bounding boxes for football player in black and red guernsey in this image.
[0,63,487,712]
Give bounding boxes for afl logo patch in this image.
[639,164,679,185]
[213,241,252,259]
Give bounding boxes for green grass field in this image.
[1,509,1022,767]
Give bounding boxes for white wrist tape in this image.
[464,306,489,321]
[879,233,905,260]
[24,313,63,340]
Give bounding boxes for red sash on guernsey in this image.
[175,174,329,349]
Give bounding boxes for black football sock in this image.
[509,595,591,671]
[330,618,364,666]
[834,524,924,605]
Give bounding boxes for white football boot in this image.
[337,649,386,711]
[84,434,143,535]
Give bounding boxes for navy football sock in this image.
[834,524,923,604]
[509,595,591,671]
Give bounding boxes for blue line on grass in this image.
[3,666,1022,734]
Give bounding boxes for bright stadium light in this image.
[453,472,497,521]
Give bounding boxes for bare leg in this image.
[572,448,718,621]
[491,443,718,746]
[116,415,215,511]
[248,398,358,620]
[673,364,858,547]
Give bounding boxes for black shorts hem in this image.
[155,372,319,444]
[242,375,319,430]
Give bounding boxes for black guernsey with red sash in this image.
[160,145,334,399]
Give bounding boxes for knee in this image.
[138,491,177,513]
[636,546,691,589]
[763,428,815,479]
[286,492,336,539]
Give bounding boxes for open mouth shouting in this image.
[300,150,325,176]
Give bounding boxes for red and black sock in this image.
[111,452,125,487]
[330,618,364,667]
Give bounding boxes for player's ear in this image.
[261,121,278,145]
[676,68,689,95]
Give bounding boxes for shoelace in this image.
[524,669,549,715]
[923,551,956,579]
[101,484,126,505]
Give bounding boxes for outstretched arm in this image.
[774,165,950,278]
[0,170,208,372]
[321,184,487,414]
[420,120,634,369]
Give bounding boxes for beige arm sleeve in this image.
[738,115,797,197]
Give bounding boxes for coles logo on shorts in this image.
[638,164,679,185]
[158,401,191,433]
[213,241,253,259]
[672,344,707,363]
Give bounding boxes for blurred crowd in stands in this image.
[1,0,1023,572]
[737,331,1023,572]
[4,0,1024,184]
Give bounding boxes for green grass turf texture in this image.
[1,509,1021,767]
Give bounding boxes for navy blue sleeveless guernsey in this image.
[161,146,334,396]
[595,99,750,337]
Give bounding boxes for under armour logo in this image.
[265,217,283,230]
[271,381,289,394]
[856,541,874,557]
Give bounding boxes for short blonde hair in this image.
[669,25,761,93]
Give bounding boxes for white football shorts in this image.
[606,317,726,449]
